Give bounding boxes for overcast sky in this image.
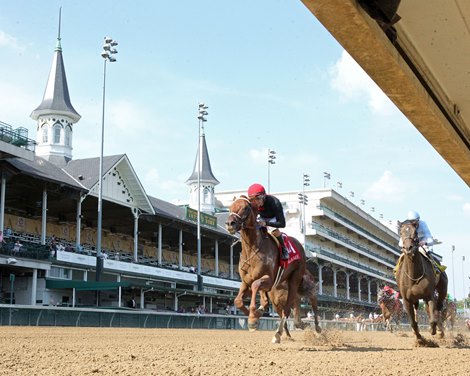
[0,1,469,300]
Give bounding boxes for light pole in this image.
[97,36,118,285]
[451,245,456,300]
[323,172,330,188]
[462,255,466,310]
[196,103,208,291]
[298,173,309,246]
[267,149,276,193]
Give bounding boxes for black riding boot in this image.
[276,235,289,260]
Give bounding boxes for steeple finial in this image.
[56,7,62,51]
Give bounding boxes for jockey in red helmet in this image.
[247,183,289,260]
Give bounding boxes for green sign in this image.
[186,207,217,228]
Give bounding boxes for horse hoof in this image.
[248,320,258,332]
[315,325,322,334]
[272,333,281,344]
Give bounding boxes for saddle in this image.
[394,247,446,282]
[267,232,301,267]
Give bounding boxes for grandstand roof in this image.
[7,155,86,191]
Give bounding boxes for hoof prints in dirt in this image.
[303,329,346,348]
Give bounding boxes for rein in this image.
[402,243,425,283]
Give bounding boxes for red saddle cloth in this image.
[279,233,302,268]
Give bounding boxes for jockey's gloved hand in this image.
[257,219,266,227]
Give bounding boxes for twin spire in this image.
[29,9,219,210]
[30,8,80,166]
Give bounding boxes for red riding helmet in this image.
[247,183,266,198]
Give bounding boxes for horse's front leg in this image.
[404,299,423,343]
[248,275,272,331]
[234,281,250,316]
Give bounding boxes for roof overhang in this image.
[46,278,131,291]
[301,0,470,187]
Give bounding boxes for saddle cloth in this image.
[279,233,301,268]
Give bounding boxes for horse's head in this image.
[225,196,257,234]
[399,220,419,256]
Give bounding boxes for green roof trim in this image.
[46,278,131,291]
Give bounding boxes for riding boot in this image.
[276,235,289,260]
[427,250,444,273]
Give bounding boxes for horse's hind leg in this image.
[272,317,286,344]
[257,291,270,317]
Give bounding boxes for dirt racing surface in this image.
[0,326,469,375]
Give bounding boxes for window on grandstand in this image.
[42,128,48,143]
[49,266,71,280]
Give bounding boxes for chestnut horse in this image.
[225,196,305,343]
[396,220,448,345]
[268,267,322,339]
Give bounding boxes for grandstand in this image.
[1,14,407,324]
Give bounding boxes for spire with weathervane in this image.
[186,119,219,215]
[30,8,81,167]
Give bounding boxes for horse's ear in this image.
[232,196,236,202]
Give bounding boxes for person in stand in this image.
[13,240,23,254]
[0,231,5,249]
[247,183,289,260]
[127,295,136,309]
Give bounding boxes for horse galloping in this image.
[441,298,457,330]
[225,196,305,343]
[396,220,448,345]
[377,287,403,332]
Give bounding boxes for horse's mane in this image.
[400,219,417,227]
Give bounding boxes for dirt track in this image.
[0,326,469,375]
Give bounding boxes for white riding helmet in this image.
[407,210,420,221]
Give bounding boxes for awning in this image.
[129,282,236,299]
[46,278,131,291]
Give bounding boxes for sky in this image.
[0,1,469,300]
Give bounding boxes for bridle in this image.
[227,197,254,231]
[400,223,425,282]
[400,223,419,257]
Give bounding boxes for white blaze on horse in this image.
[225,196,319,343]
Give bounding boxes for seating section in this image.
[1,213,236,279]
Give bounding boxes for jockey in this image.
[399,210,434,253]
[247,183,289,260]
[383,285,399,300]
